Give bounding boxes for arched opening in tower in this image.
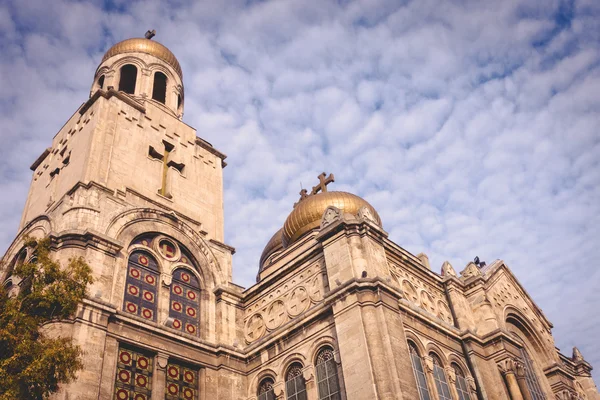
[152,72,167,104]
[119,64,137,94]
[98,75,105,90]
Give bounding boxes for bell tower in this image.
[19,33,228,246]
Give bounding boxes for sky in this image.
[1,0,599,375]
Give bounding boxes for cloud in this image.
[1,0,599,375]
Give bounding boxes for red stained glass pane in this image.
[165,362,197,400]
[115,347,152,400]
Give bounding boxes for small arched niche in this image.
[97,75,105,90]
[152,71,167,104]
[119,64,137,94]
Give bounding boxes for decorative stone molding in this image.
[555,389,579,400]
[423,355,434,373]
[572,347,585,362]
[497,358,524,376]
[441,261,457,277]
[320,206,341,229]
[445,366,457,384]
[156,353,169,370]
[357,205,378,226]
[461,262,482,279]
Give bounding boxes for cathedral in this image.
[1,34,598,400]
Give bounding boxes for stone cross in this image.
[246,315,264,340]
[149,140,185,198]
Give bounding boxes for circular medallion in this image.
[126,303,137,313]
[116,389,128,400]
[137,356,149,369]
[265,300,286,330]
[286,287,309,317]
[142,309,153,319]
[184,371,194,383]
[173,285,183,295]
[145,275,155,285]
[168,365,179,378]
[134,394,146,400]
[158,238,179,260]
[187,290,197,301]
[172,301,182,312]
[183,388,194,400]
[138,255,149,266]
[186,324,196,334]
[135,374,147,387]
[128,285,139,296]
[402,280,418,303]
[130,268,140,279]
[186,307,196,317]
[173,319,182,329]
[244,313,265,343]
[168,383,179,395]
[181,272,190,283]
[143,291,154,302]
[118,370,130,382]
[119,351,131,365]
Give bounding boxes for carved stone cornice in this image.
[497,358,524,376]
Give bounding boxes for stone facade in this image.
[1,37,598,400]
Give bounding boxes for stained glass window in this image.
[114,346,153,400]
[431,354,452,400]
[169,269,200,336]
[452,364,471,400]
[519,348,546,400]
[258,377,276,400]
[315,347,342,400]
[286,362,307,400]
[409,343,431,400]
[165,361,198,400]
[123,251,159,322]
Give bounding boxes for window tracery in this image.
[431,354,452,400]
[315,346,341,400]
[409,342,431,400]
[452,363,471,400]
[258,377,276,400]
[285,362,307,400]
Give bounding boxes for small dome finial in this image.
[145,29,156,40]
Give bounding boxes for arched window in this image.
[152,72,167,104]
[431,353,452,400]
[98,75,105,90]
[119,64,137,94]
[519,348,546,400]
[169,269,200,336]
[258,377,276,400]
[285,362,307,400]
[452,363,471,400]
[315,346,341,400]
[177,94,182,111]
[123,250,159,321]
[409,342,431,400]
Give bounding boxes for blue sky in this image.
[1,0,599,374]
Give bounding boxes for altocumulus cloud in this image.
[1,0,599,372]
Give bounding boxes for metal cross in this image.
[145,29,156,40]
[311,172,335,195]
[148,140,185,198]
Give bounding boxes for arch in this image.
[118,64,137,94]
[97,75,105,90]
[152,71,167,104]
[169,267,201,336]
[279,353,308,378]
[285,361,306,400]
[430,352,452,400]
[425,343,449,365]
[105,209,222,287]
[504,308,548,360]
[404,330,427,356]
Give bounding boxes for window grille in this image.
[409,343,431,400]
[452,364,471,400]
[286,363,307,400]
[316,347,342,400]
[520,348,546,400]
[169,269,200,336]
[258,377,276,400]
[114,346,153,400]
[165,361,197,400]
[431,354,452,400]
[123,251,159,322]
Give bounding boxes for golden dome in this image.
[102,38,182,78]
[282,191,381,247]
[259,228,284,271]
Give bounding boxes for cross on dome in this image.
[294,172,335,207]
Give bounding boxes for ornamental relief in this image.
[244,261,327,343]
[488,276,552,344]
[389,262,454,325]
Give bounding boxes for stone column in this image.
[498,359,525,400]
[152,353,168,400]
[422,355,440,400]
[514,362,533,400]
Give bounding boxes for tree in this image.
[0,237,93,400]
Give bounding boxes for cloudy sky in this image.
[1,0,599,374]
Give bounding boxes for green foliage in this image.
[0,237,93,400]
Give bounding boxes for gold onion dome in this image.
[259,228,284,268]
[101,38,183,79]
[282,191,381,247]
